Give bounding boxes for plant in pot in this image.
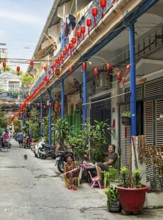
[116,166,149,213]
[103,167,119,188]
[121,111,131,126]
[105,186,121,212]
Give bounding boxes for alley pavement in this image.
[0,139,163,220]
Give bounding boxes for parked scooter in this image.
[55,151,74,173]
[33,140,56,159]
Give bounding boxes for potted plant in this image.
[121,111,131,126]
[105,186,121,212]
[103,167,119,188]
[116,166,149,213]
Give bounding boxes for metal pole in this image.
[40,97,43,137]
[48,90,52,145]
[83,63,87,125]
[61,80,64,119]
[129,24,136,136]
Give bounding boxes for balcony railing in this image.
[30,0,115,93]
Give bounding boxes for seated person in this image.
[94,144,118,181]
[64,154,80,190]
[82,151,95,168]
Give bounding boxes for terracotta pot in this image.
[116,185,148,212]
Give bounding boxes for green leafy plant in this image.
[105,186,119,207]
[52,118,70,150]
[122,111,130,117]
[119,166,142,188]
[25,109,40,141]
[103,167,119,188]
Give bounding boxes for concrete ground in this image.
[0,139,163,220]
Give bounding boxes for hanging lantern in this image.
[81,24,86,40]
[30,59,34,66]
[16,66,20,75]
[69,42,74,56]
[106,64,111,73]
[117,72,121,81]
[66,44,69,51]
[121,77,126,85]
[92,6,98,26]
[112,0,116,3]
[126,64,130,72]
[56,57,60,64]
[100,0,107,17]
[69,66,73,76]
[71,36,76,45]
[86,18,92,35]
[44,66,47,72]
[82,62,86,70]
[55,68,60,77]
[48,70,51,75]
[63,49,67,56]
[77,30,81,39]
[94,68,99,78]
[2,61,6,70]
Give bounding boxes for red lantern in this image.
[86,18,92,35]
[100,0,107,17]
[69,42,74,56]
[63,49,67,56]
[121,77,126,85]
[77,30,81,39]
[126,64,130,72]
[81,25,86,40]
[106,64,111,73]
[30,59,34,66]
[69,66,73,76]
[112,0,116,3]
[2,61,6,70]
[66,45,69,51]
[48,70,51,75]
[92,6,98,26]
[56,57,60,64]
[44,66,47,72]
[71,36,76,44]
[94,68,99,78]
[55,68,60,77]
[16,66,20,74]
[82,63,86,70]
[117,72,121,81]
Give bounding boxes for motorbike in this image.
[34,141,56,159]
[55,151,74,173]
[24,138,32,149]
[3,139,11,149]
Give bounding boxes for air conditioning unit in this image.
[96,72,112,91]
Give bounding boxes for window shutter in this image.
[144,101,154,144]
[156,99,163,146]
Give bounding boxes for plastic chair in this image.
[88,171,101,188]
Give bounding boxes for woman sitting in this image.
[64,154,80,190]
[94,144,118,181]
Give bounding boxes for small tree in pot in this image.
[116,166,148,213]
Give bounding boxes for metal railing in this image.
[30,0,115,93]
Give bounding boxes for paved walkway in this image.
[0,139,162,220]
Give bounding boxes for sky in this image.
[0,0,54,71]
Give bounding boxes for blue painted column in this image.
[129,24,136,136]
[61,80,64,119]
[40,97,43,137]
[83,63,87,125]
[48,90,52,145]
